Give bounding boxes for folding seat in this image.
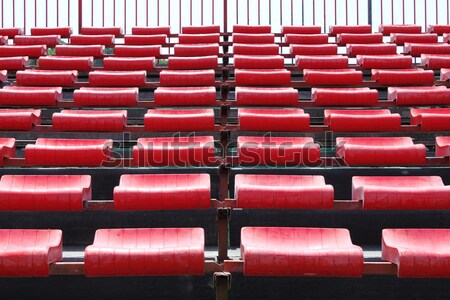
[295,55,348,69]
[336,33,383,45]
[0,45,46,57]
[427,24,450,35]
[114,174,211,210]
[241,227,364,277]
[38,56,93,71]
[233,25,271,34]
[235,175,334,209]
[233,55,284,69]
[85,228,204,276]
[404,43,450,56]
[0,175,91,211]
[14,35,61,47]
[346,44,397,56]
[353,176,450,210]
[237,136,320,166]
[79,26,123,37]
[233,43,279,55]
[388,86,450,105]
[0,229,62,276]
[329,25,372,35]
[0,70,6,82]
[420,54,450,69]
[154,87,216,106]
[0,109,40,131]
[70,34,115,46]
[390,33,438,45]
[235,87,298,106]
[303,69,363,85]
[281,25,321,34]
[379,24,422,35]
[30,26,72,38]
[160,70,215,87]
[174,43,219,57]
[124,34,167,45]
[182,25,220,34]
[356,55,412,69]
[0,36,7,45]
[371,69,434,85]
[132,136,216,166]
[336,137,426,166]
[436,136,450,157]
[235,69,291,86]
[443,33,450,43]
[238,108,310,131]
[324,109,401,132]
[89,70,147,87]
[178,33,220,44]
[383,229,450,277]
[232,33,274,44]
[132,26,171,35]
[312,88,378,106]
[103,57,155,71]
[290,44,338,56]
[168,56,218,70]
[114,45,161,57]
[73,87,138,107]
[285,34,328,45]
[144,109,215,131]
[16,70,77,87]
[0,56,29,70]
[410,108,450,131]
[0,138,15,166]
[55,45,105,57]
[0,27,23,38]
[441,68,450,81]
[25,138,113,167]
[52,110,127,132]
[0,86,62,106]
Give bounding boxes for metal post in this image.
[217,208,230,262]
[78,0,83,33]
[214,272,231,300]
[368,0,372,25]
[223,0,228,36]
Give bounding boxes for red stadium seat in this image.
[235,87,298,106]
[371,69,434,85]
[0,86,62,106]
[70,34,114,46]
[0,229,62,276]
[329,25,372,35]
[241,227,363,277]
[233,43,279,55]
[182,25,220,34]
[436,136,450,157]
[346,43,397,56]
[405,43,450,56]
[160,70,215,86]
[114,174,211,210]
[168,56,218,70]
[154,87,216,106]
[234,55,284,69]
[324,109,401,132]
[144,109,215,131]
[388,86,450,105]
[427,24,450,34]
[353,176,450,210]
[178,33,220,44]
[133,136,216,166]
[281,26,321,34]
[124,34,167,45]
[303,69,363,85]
[0,138,15,165]
[390,33,438,45]
[0,45,46,57]
[421,54,450,69]
[38,56,93,71]
[89,70,147,87]
[379,24,422,35]
[312,88,378,106]
[356,55,412,69]
[25,138,113,166]
[31,26,72,37]
[16,70,77,86]
[85,228,204,277]
[290,44,338,55]
[336,137,426,166]
[443,33,450,43]
[441,68,450,81]
[295,55,348,69]
[14,35,61,47]
[235,175,334,209]
[73,87,138,107]
[55,45,105,57]
[174,43,219,57]
[0,56,29,70]
[238,108,309,131]
[0,70,5,82]
[0,27,23,38]
[233,25,271,34]
[0,109,40,130]
[336,33,383,45]
[80,26,122,37]
[103,57,155,71]
[132,26,171,35]
[411,108,450,131]
[114,45,161,57]
[235,69,291,86]
[383,229,450,277]
[238,136,320,166]
[285,34,328,45]
[0,175,91,211]
[232,33,274,44]
[52,110,127,132]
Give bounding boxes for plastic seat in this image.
[235,87,298,106]
[154,87,216,106]
[421,54,450,69]
[371,69,434,85]
[443,33,450,43]
[30,26,72,38]
[388,86,450,105]
[85,228,204,277]
[285,34,328,45]
[329,25,372,35]
[73,87,138,107]
[124,34,167,45]
[379,24,422,35]
[89,70,146,87]
[233,43,279,55]
[144,109,215,131]
[0,27,23,38]
[114,45,161,57]
[0,175,91,211]
[312,88,378,106]
[235,69,291,86]
[160,70,215,87]
[405,43,450,56]
[238,108,310,131]
[173,43,219,57]
[132,26,171,35]
[168,56,218,70]
[25,138,113,166]
[353,176,450,210]
[346,43,397,56]
[114,174,211,210]
[336,33,383,45]
[0,86,62,106]
[79,26,122,37]
[281,26,321,34]
[0,45,46,57]
[324,109,401,132]
[103,57,155,71]
[411,108,450,131]
[14,35,61,47]
[290,44,338,56]
[238,136,320,166]
[0,138,15,166]
[133,136,216,166]
[427,25,450,35]
[235,175,334,209]
[55,45,105,57]
[441,68,450,81]
[336,137,426,166]
[436,136,450,157]
[52,110,127,132]
[383,229,450,277]
[356,55,412,69]
[232,33,274,44]
[0,229,62,276]
[70,34,114,46]
[241,227,364,277]
[233,25,271,34]
[391,33,438,45]
[16,70,77,86]
[303,69,363,85]
[295,55,348,69]
[234,55,284,69]
[38,56,93,71]
[178,33,220,44]
[182,25,220,34]
[0,109,40,131]
[0,56,29,70]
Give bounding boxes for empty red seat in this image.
[16,70,77,87]
[235,87,298,106]
[233,43,279,55]
[356,55,412,69]
[182,25,220,34]
[114,45,161,57]
[168,56,218,70]
[0,56,29,70]
[329,25,372,35]
[405,43,450,56]
[233,25,271,34]
[234,55,284,69]
[290,44,338,55]
[89,70,146,87]
[52,110,127,132]
[232,33,274,44]
[30,26,72,38]
[241,227,363,277]
[0,45,46,57]
[391,33,438,45]
[0,229,62,276]
[371,69,434,85]
[282,26,321,34]
[235,175,334,209]
[336,137,426,166]
[0,175,91,211]
[324,109,401,132]
[70,34,114,46]
[383,229,450,277]
[312,88,378,106]
[124,34,167,45]
[178,33,220,44]
[132,26,171,35]
[427,24,450,35]
[388,86,450,105]
[353,176,450,210]
[0,86,62,106]
[14,35,61,47]
[304,69,363,85]
[174,43,219,57]
[0,138,15,165]
[441,68,450,81]
[103,57,155,71]
[80,26,122,37]
[235,69,291,86]
[154,87,216,106]
[114,174,211,210]
[295,55,348,69]
[25,138,113,167]
[85,228,204,277]
[285,34,328,45]
[0,109,40,130]
[436,136,450,157]
[411,108,450,131]
[238,136,320,166]
[55,45,105,57]
[73,87,138,107]
[238,108,309,131]
[421,54,450,69]
[133,136,216,166]
[144,109,214,131]
[160,70,215,87]
[38,56,93,71]
[346,43,397,56]
[336,33,383,45]
[0,27,23,38]
[379,24,422,35]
